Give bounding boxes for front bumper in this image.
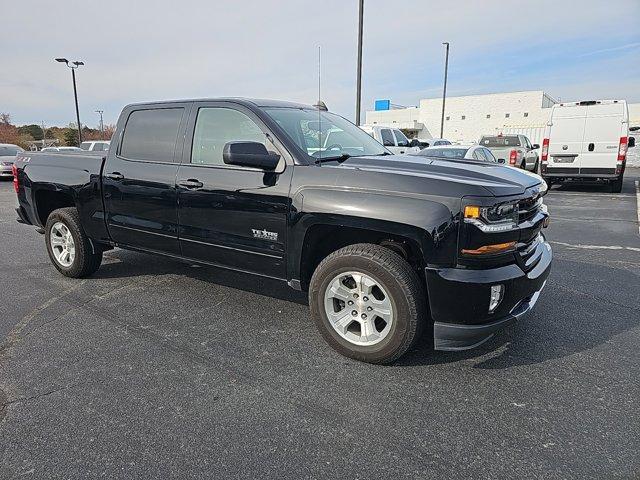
[426,240,552,351]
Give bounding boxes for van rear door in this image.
[580,102,625,174]
[547,105,586,172]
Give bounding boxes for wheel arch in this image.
[292,217,431,291]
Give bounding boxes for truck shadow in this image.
[93,250,638,370]
[93,249,308,305]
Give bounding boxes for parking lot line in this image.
[550,241,640,252]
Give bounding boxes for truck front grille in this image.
[517,195,541,224]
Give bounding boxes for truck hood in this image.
[327,154,543,197]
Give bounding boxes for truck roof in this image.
[123,97,315,110]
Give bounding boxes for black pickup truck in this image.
[13,98,552,363]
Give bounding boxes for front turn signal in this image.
[464,205,480,219]
[461,241,517,255]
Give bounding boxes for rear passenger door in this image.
[103,104,190,255]
[175,102,292,279]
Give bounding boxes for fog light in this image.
[489,285,504,313]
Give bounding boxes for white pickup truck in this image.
[360,125,422,155]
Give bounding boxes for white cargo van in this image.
[541,100,635,192]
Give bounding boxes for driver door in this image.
[176,102,293,279]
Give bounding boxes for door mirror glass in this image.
[531,144,540,150]
[223,141,280,170]
[409,139,420,147]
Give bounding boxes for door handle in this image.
[178,179,204,189]
[588,143,595,152]
[105,172,124,180]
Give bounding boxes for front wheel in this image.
[309,244,426,364]
[45,207,103,278]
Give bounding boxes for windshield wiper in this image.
[314,154,352,164]
[363,152,392,156]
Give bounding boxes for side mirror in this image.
[223,141,280,170]
[629,137,636,148]
[409,139,420,147]
[531,144,540,150]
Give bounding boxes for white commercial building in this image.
[365,90,640,147]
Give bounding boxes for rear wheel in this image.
[45,207,102,278]
[610,174,623,193]
[309,244,426,364]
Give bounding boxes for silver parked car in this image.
[0,143,24,178]
[478,134,539,171]
[411,144,499,163]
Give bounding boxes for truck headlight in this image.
[464,202,519,232]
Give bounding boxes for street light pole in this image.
[95,110,104,139]
[355,0,364,126]
[440,42,450,139]
[55,58,84,145]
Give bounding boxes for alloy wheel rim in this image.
[323,271,394,346]
[50,222,76,267]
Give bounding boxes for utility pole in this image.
[440,42,450,138]
[41,121,46,150]
[55,58,84,144]
[355,0,364,126]
[96,110,104,139]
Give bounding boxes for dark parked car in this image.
[13,98,552,363]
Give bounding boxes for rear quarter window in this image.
[120,108,184,162]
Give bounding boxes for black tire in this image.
[45,207,102,278]
[309,243,426,364]
[533,159,539,174]
[520,161,526,170]
[610,174,623,193]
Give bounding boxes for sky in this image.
[1,0,639,128]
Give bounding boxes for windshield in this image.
[479,136,521,147]
[264,108,388,159]
[0,146,22,156]
[417,147,469,159]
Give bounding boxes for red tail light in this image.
[11,164,19,193]
[541,138,549,163]
[509,149,517,165]
[617,136,628,162]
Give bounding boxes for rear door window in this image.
[380,129,395,146]
[480,136,521,147]
[120,108,184,162]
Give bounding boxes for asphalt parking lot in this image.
[0,170,639,479]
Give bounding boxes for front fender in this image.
[287,187,460,283]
